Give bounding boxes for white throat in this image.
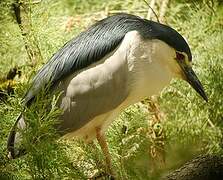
[123,31,177,102]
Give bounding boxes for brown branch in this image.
[159,0,170,24]
[12,1,31,61]
[142,0,159,22]
[12,0,43,66]
[163,155,223,180]
[12,1,21,25]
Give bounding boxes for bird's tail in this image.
[7,113,27,159]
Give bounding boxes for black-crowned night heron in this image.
[7,13,207,174]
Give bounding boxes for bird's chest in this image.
[126,56,173,102]
[56,35,175,140]
[56,50,130,137]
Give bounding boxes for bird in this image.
[7,13,208,175]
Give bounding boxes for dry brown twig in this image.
[143,0,160,22]
[159,0,170,23]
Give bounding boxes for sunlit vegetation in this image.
[0,0,222,179]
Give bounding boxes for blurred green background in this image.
[0,0,222,179]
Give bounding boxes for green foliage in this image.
[160,1,223,153]
[0,0,222,179]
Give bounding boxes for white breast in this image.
[60,31,176,141]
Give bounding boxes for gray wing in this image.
[24,13,146,105]
[56,43,131,134]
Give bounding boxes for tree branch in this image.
[163,155,223,180]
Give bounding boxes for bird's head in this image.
[146,21,208,102]
[173,50,208,102]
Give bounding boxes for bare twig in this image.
[22,0,42,5]
[143,0,160,22]
[12,0,43,66]
[142,96,166,170]
[12,1,32,61]
[159,0,170,23]
[207,118,215,128]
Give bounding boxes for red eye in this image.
[176,52,185,60]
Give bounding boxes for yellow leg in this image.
[96,127,114,176]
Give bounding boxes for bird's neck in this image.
[125,39,175,103]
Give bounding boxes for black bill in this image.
[182,65,208,102]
